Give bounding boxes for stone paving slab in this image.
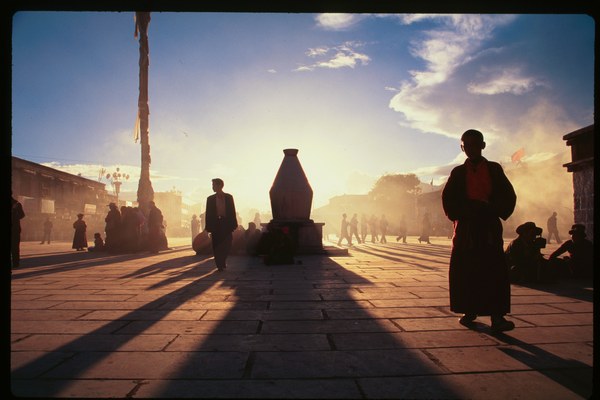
[10,238,594,399]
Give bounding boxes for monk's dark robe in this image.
[442,159,516,316]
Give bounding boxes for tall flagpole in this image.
[134,12,154,214]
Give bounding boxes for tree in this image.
[368,174,422,229]
[369,173,421,202]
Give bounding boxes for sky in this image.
[11,12,595,216]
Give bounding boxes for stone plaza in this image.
[10,237,594,398]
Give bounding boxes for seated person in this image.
[505,221,554,283]
[88,232,105,252]
[549,224,593,279]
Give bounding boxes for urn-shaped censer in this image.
[269,149,313,221]
[266,148,328,255]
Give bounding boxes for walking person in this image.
[418,212,432,244]
[205,178,238,271]
[442,129,517,333]
[40,217,53,244]
[11,196,26,269]
[337,213,352,246]
[546,211,562,244]
[396,214,407,243]
[72,213,88,251]
[379,214,389,243]
[349,213,362,244]
[360,214,368,243]
[369,214,379,243]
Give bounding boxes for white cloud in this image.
[306,47,329,57]
[388,14,518,137]
[295,41,370,72]
[315,13,364,30]
[467,67,544,95]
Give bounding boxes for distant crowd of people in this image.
[65,201,169,254]
[334,212,437,246]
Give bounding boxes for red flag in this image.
[511,148,525,163]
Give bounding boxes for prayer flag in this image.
[511,147,525,163]
[133,111,140,143]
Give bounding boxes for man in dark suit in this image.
[205,178,238,271]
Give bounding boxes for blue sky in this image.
[11,12,595,214]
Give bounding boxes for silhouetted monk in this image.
[72,213,88,251]
[205,178,238,271]
[442,129,517,333]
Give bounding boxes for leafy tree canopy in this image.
[369,173,421,201]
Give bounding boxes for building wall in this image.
[12,157,115,241]
[563,124,594,241]
[572,167,594,241]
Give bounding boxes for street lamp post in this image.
[106,167,129,205]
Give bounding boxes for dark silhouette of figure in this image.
[205,178,238,271]
[41,217,53,244]
[72,213,88,251]
[191,214,200,243]
[505,222,554,283]
[88,232,105,252]
[245,222,262,256]
[11,196,25,269]
[232,225,246,255]
[546,211,562,244]
[442,129,517,333]
[360,214,368,243]
[418,213,432,244]
[379,214,389,243]
[263,226,295,265]
[369,214,379,243]
[253,212,262,229]
[129,206,143,252]
[349,213,362,244]
[104,202,121,253]
[396,214,407,243]
[549,224,593,279]
[147,201,166,253]
[337,213,352,246]
[132,206,145,250]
